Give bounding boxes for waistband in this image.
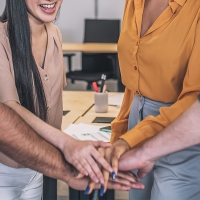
[134,94,174,107]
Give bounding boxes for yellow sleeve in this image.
[119,20,200,148]
[110,87,134,143]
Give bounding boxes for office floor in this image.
[58,79,128,200]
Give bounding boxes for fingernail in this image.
[95,179,99,183]
[84,186,90,195]
[112,171,116,180]
[100,185,104,196]
[74,173,78,177]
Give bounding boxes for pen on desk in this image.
[103,84,107,93]
[100,74,106,93]
[92,82,99,92]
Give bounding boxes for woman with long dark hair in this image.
[0,0,125,199]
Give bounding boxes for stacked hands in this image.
[61,137,154,195]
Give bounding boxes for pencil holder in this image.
[94,92,108,113]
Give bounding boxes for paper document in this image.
[108,93,124,106]
[64,123,111,142]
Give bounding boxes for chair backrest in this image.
[83,19,120,43]
[82,19,120,73]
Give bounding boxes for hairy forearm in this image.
[139,100,200,161]
[5,101,74,151]
[0,103,72,183]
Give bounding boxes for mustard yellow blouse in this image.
[111,0,200,148]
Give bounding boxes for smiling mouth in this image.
[40,3,56,9]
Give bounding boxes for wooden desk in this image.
[62,43,117,53]
[62,111,83,131]
[62,43,125,92]
[62,90,120,112]
[87,103,120,116]
[75,105,120,126]
[74,92,121,126]
[62,91,120,124]
[61,91,122,200]
[71,93,122,200]
[62,91,94,112]
[62,91,95,130]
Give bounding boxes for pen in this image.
[103,84,107,93]
[92,82,99,92]
[100,74,106,93]
[92,189,99,200]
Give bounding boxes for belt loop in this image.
[138,95,144,123]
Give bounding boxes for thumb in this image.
[137,162,154,179]
[137,170,147,179]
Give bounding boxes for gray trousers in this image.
[128,95,200,200]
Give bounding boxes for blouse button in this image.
[134,66,137,70]
[44,75,49,81]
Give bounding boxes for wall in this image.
[0,0,5,14]
[0,0,125,69]
[57,0,125,42]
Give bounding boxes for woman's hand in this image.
[101,139,131,193]
[83,171,144,195]
[68,171,144,193]
[61,137,113,184]
[79,144,144,196]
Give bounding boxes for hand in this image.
[83,171,144,195]
[68,172,144,193]
[102,139,131,193]
[61,137,113,184]
[74,146,144,195]
[85,141,131,195]
[74,169,144,195]
[119,148,154,178]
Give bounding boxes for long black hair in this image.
[0,0,47,121]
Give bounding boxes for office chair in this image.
[63,19,120,90]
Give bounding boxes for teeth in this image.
[40,3,55,9]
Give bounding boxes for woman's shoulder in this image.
[45,22,62,44]
[0,22,10,52]
[0,22,8,42]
